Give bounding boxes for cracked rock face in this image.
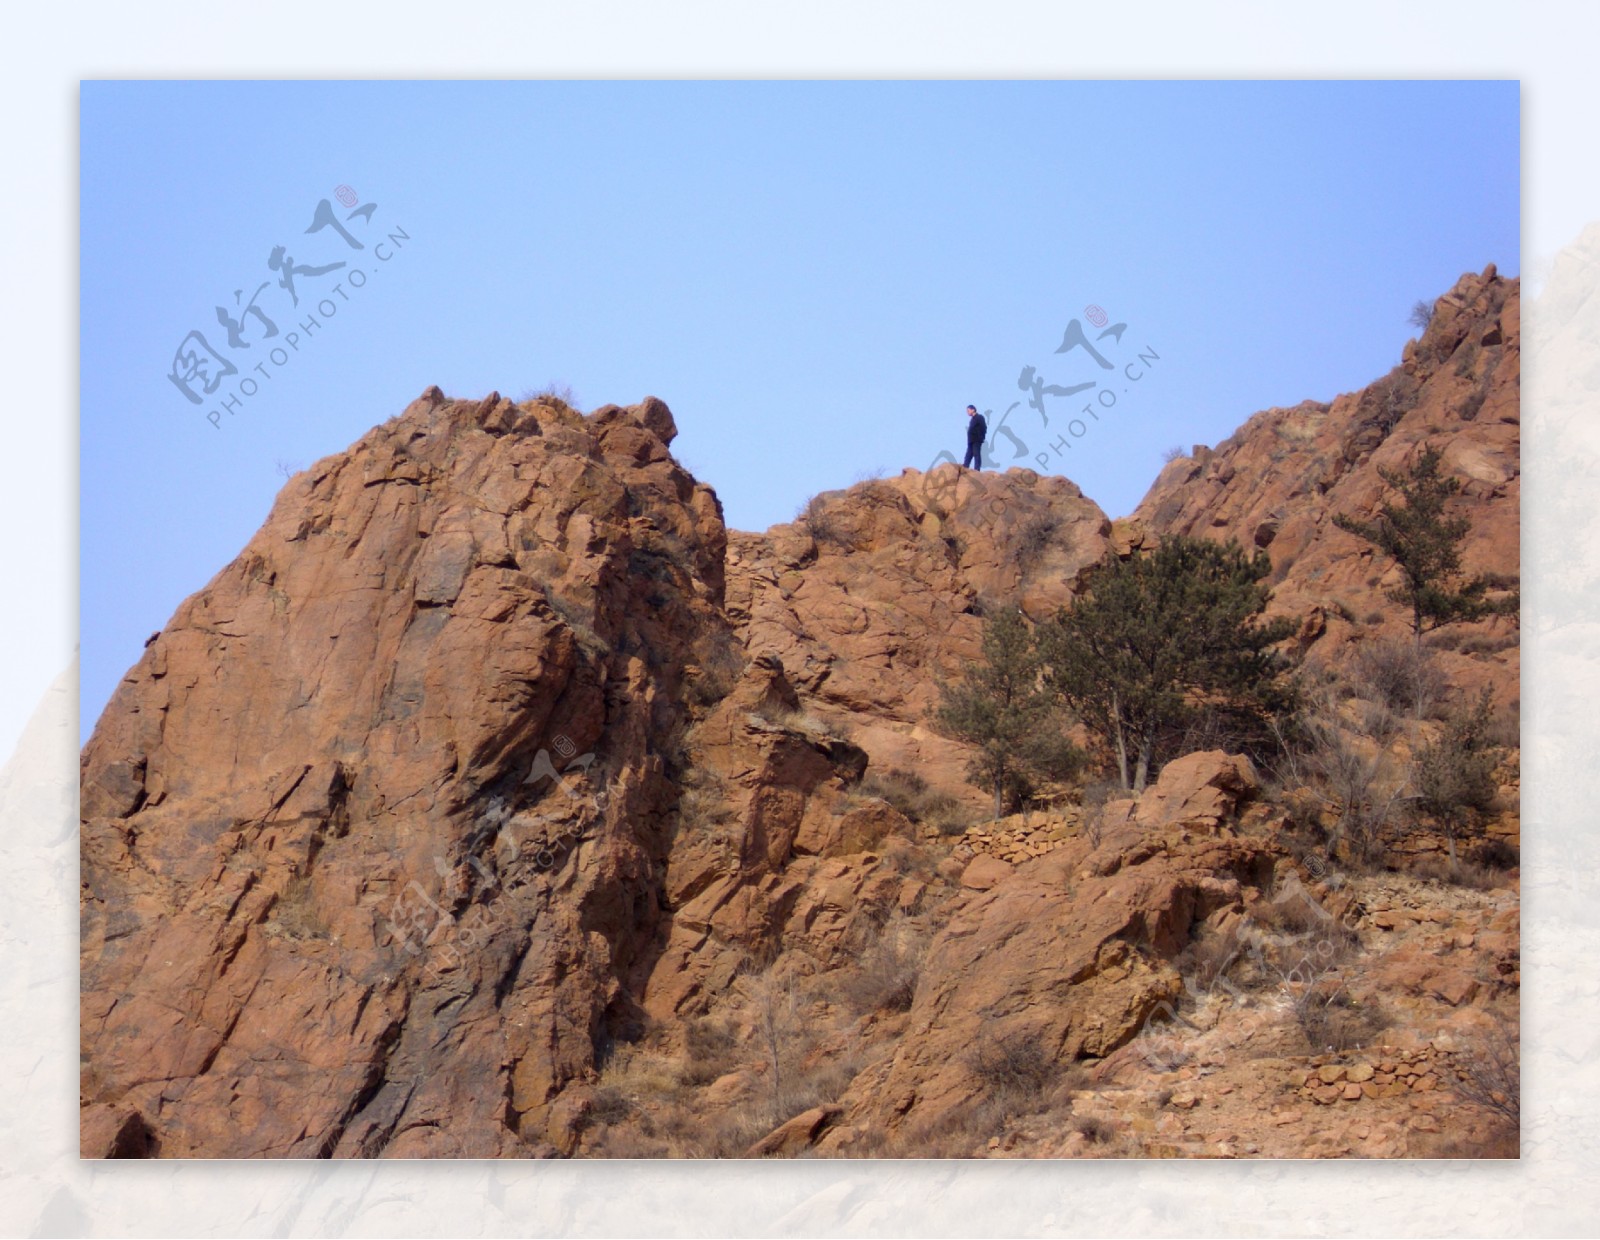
[727,466,1113,805]
[78,386,1120,1158]
[81,274,1519,1159]
[81,390,731,1156]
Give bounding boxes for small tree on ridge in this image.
[1332,443,1518,660]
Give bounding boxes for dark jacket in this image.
[967,413,988,445]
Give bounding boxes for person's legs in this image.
[963,443,982,469]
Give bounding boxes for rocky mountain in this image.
[728,467,1109,805]
[81,272,1520,1160]
[82,391,731,1155]
[1124,263,1519,706]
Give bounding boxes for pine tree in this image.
[934,607,1082,818]
[1035,536,1296,793]
[1332,443,1519,652]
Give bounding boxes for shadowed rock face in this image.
[1124,265,1519,705]
[81,271,1519,1160]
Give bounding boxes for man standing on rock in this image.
[962,404,987,470]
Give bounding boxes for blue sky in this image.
[80,80,1519,736]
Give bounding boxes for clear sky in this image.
[80,80,1519,738]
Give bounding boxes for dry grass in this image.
[1016,513,1064,570]
[1254,883,1359,943]
[1074,1113,1115,1145]
[585,1083,633,1128]
[1293,982,1388,1054]
[593,1094,778,1159]
[582,970,873,1158]
[898,1099,1012,1157]
[1451,1013,1520,1128]
[267,876,328,940]
[686,633,747,708]
[854,767,979,836]
[733,963,802,1120]
[545,590,611,659]
[1410,854,1514,891]
[1484,702,1521,750]
[1176,922,1253,993]
[679,1014,740,1086]
[676,771,735,828]
[965,1034,1058,1102]
[879,836,936,880]
[1472,838,1520,871]
[1178,877,1379,1056]
[751,698,844,742]
[798,493,858,550]
[704,1105,789,1158]
[854,767,931,813]
[522,381,580,410]
[1289,690,1412,862]
[783,1040,867,1120]
[1349,638,1448,719]
[1410,1013,1519,1157]
[1429,629,1519,657]
[579,1043,690,1151]
[1416,688,1501,822]
[892,1049,1093,1158]
[1411,1124,1519,1159]
[837,914,928,1015]
[728,961,870,1136]
[674,772,743,863]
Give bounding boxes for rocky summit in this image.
[81,269,1519,1159]
[1125,264,1519,707]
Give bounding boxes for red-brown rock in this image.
[1128,265,1519,710]
[81,391,731,1156]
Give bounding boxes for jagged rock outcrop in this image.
[1124,265,1519,706]
[82,266,1520,1161]
[641,653,915,1019]
[82,386,1104,1158]
[81,390,732,1156]
[1120,267,1521,870]
[728,466,1111,802]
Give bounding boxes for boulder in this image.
[960,853,1013,890]
[846,831,1274,1133]
[745,1105,843,1157]
[727,466,1113,807]
[1136,751,1261,832]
